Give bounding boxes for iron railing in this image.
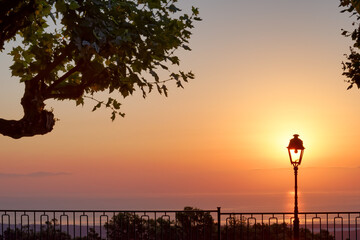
[0,209,359,239]
[220,211,360,240]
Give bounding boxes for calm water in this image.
[0,191,358,211]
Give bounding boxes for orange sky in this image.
[0,0,359,211]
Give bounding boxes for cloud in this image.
[0,171,71,178]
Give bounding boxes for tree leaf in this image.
[112,99,121,110]
[182,44,191,51]
[169,4,181,13]
[148,0,161,9]
[92,102,102,112]
[150,69,159,82]
[162,85,168,97]
[176,81,184,88]
[69,1,80,10]
[55,0,67,13]
[76,97,84,106]
[111,111,116,121]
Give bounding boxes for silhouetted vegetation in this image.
[0,219,72,239]
[103,206,216,240]
[340,0,360,90]
[223,216,334,240]
[0,0,200,139]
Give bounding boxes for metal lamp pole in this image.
[293,165,299,240]
[287,134,305,240]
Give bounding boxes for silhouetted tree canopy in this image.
[340,0,360,89]
[105,207,216,240]
[0,0,200,139]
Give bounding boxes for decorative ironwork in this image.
[220,211,360,240]
[0,209,359,239]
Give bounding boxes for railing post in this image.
[217,207,221,240]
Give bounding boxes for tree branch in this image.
[45,60,83,96]
[30,44,74,84]
[0,77,56,139]
[0,111,55,139]
[45,86,85,100]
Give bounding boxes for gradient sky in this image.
[0,0,359,211]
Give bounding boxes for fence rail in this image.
[0,209,359,239]
[220,212,360,240]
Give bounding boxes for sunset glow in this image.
[0,0,359,212]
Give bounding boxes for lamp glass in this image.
[289,149,302,164]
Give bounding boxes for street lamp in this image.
[287,134,305,240]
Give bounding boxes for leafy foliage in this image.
[0,0,200,138]
[0,219,72,240]
[340,0,360,89]
[176,206,215,239]
[105,207,216,240]
[223,216,335,240]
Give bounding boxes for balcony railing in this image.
[221,212,360,240]
[0,209,359,239]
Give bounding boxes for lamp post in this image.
[287,134,305,240]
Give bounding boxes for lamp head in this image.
[287,134,305,167]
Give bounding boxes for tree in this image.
[340,0,360,90]
[0,219,72,240]
[222,217,335,240]
[104,207,216,239]
[0,0,200,139]
[104,212,147,239]
[175,206,216,239]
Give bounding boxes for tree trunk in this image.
[0,80,55,139]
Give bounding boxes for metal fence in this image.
[220,212,360,240]
[0,209,359,239]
